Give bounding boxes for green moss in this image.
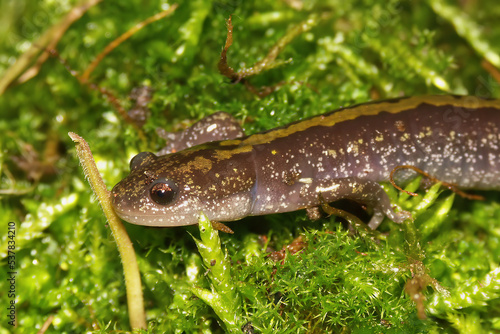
[1,0,499,332]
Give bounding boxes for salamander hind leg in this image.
[311,178,411,229]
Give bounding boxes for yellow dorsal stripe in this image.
[240,95,500,146]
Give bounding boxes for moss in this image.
[0,0,499,332]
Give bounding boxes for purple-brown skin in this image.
[112,95,500,229]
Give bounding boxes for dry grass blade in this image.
[68,132,147,330]
[80,4,179,82]
[0,0,102,95]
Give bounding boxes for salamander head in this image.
[111,151,204,226]
[111,149,255,227]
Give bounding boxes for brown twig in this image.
[218,15,237,81]
[36,315,55,334]
[218,14,319,97]
[481,59,500,86]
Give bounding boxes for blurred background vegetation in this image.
[0,0,499,332]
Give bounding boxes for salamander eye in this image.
[150,179,179,206]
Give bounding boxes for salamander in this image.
[111,95,500,229]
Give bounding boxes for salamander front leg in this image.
[157,111,244,155]
[312,178,411,229]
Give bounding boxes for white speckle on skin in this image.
[316,184,340,193]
